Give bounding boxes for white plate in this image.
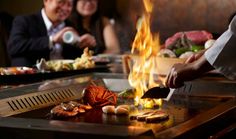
[47,59,74,64]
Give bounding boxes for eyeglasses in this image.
[78,0,97,3]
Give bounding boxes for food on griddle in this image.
[79,103,93,110]
[77,107,86,113]
[114,107,129,115]
[130,110,169,123]
[68,101,92,110]
[83,85,117,107]
[102,104,130,115]
[50,104,79,117]
[145,113,169,123]
[102,105,115,114]
[129,115,138,120]
[118,89,135,99]
[116,104,130,111]
[50,101,92,118]
[136,111,154,121]
[60,102,75,111]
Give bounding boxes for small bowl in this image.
[122,54,186,75]
[155,57,186,75]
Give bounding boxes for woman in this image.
[69,0,120,55]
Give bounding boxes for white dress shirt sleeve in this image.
[205,16,236,80]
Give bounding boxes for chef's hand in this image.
[78,33,96,49]
[165,63,197,88]
[165,55,214,88]
[185,49,206,64]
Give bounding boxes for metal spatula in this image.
[141,87,170,99]
[141,86,175,101]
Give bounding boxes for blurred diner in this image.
[69,0,120,55]
[0,11,13,67]
[7,0,83,67]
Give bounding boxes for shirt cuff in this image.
[49,36,54,49]
[204,30,236,80]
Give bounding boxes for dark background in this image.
[1,0,236,49]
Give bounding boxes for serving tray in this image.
[0,65,109,85]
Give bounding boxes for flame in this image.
[143,0,154,13]
[128,0,162,108]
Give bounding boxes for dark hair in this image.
[69,0,106,54]
[69,0,102,32]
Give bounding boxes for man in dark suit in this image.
[7,0,83,66]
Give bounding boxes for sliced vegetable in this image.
[191,45,204,52]
[174,47,189,57]
[118,89,135,99]
[157,49,176,58]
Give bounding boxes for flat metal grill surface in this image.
[0,85,84,117]
[0,73,235,139]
